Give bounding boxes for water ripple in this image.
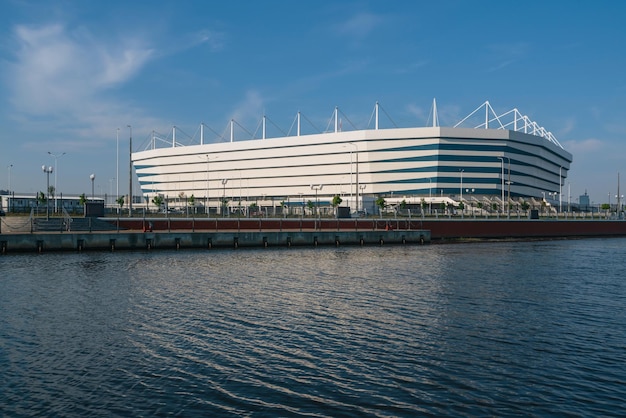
[2,240,626,416]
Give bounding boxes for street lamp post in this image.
[466,188,475,216]
[116,128,120,202]
[127,125,133,216]
[221,179,228,216]
[90,174,96,202]
[310,184,323,218]
[109,178,115,206]
[617,172,622,214]
[559,166,562,214]
[459,169,465,207]
[616,194,624,213]
[507,157,511,217]
[428,178,432,213]
[497,157,504,214]
[359,184,366,214]
[206,155,210,216]
[348,143,359,213]
[7,164,12,194]
[42,165,53,220]
[197,154,218,216]
[48,151,66,213]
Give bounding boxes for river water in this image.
[1,238,625,417]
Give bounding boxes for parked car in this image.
[0,209,6,216]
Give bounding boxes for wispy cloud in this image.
[231,90,265,124]
[557,117,576,136]
[485,42,530,72]
[8,23,154,115]
[3,21,220,151]
[407,102,462,127]
[394,60,430,74]
[331,12,386,39]
[562,138,603,154]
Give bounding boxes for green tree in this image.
[307,200,315,216]
[400,199,407,210]
[420,198,427,212]
[249,202,259,215]
[521,200,530,212]
[188,194,195,207]
[458,201,465,211]
[332,194,343,208]
[375,196,386,210]
[36,191,46,215]
[79,193,87,206]
[116,196,125,211]
[375,196,386,217]
[152,195,164,211]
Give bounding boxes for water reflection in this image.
[1,240,626,416]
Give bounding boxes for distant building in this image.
[579,191,590,211]
[2,194,103,214]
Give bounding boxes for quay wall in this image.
[0,229,430,253]
[3,215,626,253]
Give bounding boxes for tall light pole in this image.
[90,174,96,202]
[197,154,217,216]
[359,184,366,215]
[310,184,323,218]
[348,142,359,213]
[48,151,66,213]
[559,166,562,214]
[127,125,133,216]
[459,169,465,203]
[221,178,228,216]
[505,157,511,217]
[109,178,115,206]
[116,128,120,202]
[617,172,621,213]
[497,157,505,214]
[466,188,475,215]
[206,155,210,216]
[429,177,432,214]
[7,164,12,194]
[42,165,53,220]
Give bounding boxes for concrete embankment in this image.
[4,214,626,253]
[0,229,430,253]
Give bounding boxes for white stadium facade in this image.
[132,101,573,215]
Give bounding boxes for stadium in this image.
[132,101,573,216]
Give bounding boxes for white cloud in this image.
[8,23,154,116]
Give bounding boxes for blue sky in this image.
[1,0,626,205]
